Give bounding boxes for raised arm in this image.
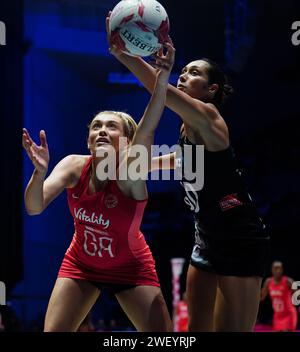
[106,15,217,132]
[131,44,174,140]
[129,43,175,169]
[117,44,175,199]
[22,128,77,215]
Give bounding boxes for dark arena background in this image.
[0,0,300,334]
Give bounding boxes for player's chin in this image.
[96,143,118,154]
[95,143,111,150]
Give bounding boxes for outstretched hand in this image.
[22,128,49,175]
[151,42,175,84]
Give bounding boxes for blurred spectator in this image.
[0,304,23,332]
[0,312,5,332]
[174,292,188,332]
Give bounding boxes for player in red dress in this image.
[261,261,298,331]
[174,292,188,332]
[22,44,175,332]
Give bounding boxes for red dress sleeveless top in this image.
[58,156,159,286]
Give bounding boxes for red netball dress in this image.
[268,276,298,331]
[58,156,159,286]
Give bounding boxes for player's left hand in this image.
[151,42,175,84]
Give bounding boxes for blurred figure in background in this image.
[174,292,188,332]
[0,312,5,332]
[0,305,23,332]
[261,261,298,331]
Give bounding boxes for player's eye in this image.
[108,123,118,129]
[92,123,101,129]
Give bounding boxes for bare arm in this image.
[130,44,174,163]
[23,129,77,215]
[106,15,219,132]
[151,152,175,171]
[118,44,175,199]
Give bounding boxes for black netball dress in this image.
[178,135,270,277]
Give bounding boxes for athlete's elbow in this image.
[25,203,44,216]
[26,207,43,216]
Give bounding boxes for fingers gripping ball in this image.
[109,0,170,57]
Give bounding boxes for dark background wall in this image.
[1,0,299,330]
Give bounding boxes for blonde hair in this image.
[89,110,137,141]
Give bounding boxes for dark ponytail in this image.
[201,58,234,107]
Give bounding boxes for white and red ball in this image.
[109,0,170,57]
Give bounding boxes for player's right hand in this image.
[22,128,49,175]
